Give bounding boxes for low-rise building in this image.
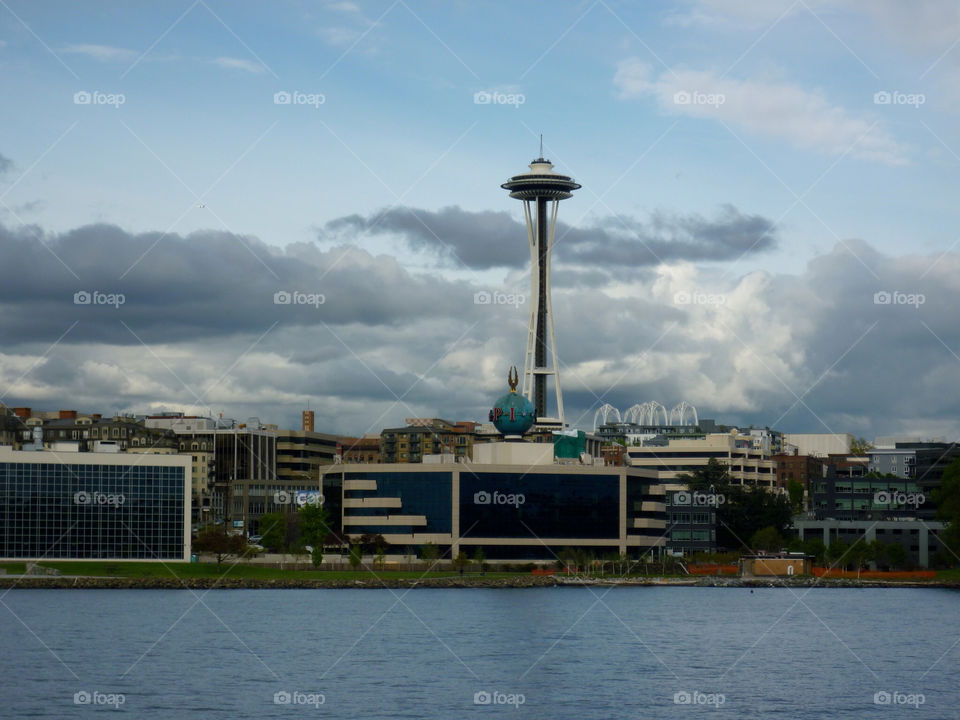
[794,518,945,568]
[380,419,480,463]
[0,447,190,560]
[320,462,668,561]
[340,434,382,464]
[773,453,825,496]
[783,433,853,458]
[624,432,777,489]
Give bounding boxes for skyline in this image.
[2,1,960,438]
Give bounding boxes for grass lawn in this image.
[0,561,530,581]
[0,560,692,581]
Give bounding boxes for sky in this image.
[2,0,960,440]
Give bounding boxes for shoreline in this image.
[2,575,958,590]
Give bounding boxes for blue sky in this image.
[3,0,960,438]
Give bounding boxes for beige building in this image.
[783,433,853,458]
[625,432,777,489]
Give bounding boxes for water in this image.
[1,587,957,718]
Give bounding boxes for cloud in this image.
[317,26,363,46]
[614,59,908,165]
[326,1,362,13]
[0,152,12,176]
[323,204,778,271]
[211,56,266,74]
[1,216,958,440]
[60,44,137,62]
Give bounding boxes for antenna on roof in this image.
[539,134,543,158]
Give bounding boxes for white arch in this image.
[623,404,644,425]
[645,401,668,426]
[669,401,699,426]
[593,403,621,431]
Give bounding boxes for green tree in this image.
[358,533,387,555]
[374,546,386,569]
[802,538,826,565]
[452,551,470,576]
[420,542,439,564]
[850,437,874,455]
[787,479,805,511]
[258,511,290,553]
[884,542,907,570]
[826,539,849,568]
[677,459,794,550]
[472,546,486,575]
[750,526,784,553]
[192,527,248,568]
[348,542,363,570]
[299,502,332,568]
[934,459,960,550]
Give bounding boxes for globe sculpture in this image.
[489,367,536,438]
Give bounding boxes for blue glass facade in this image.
[460,472,620,539]
[343,471,452,535]
[323,465,670,559]
[0,459,186,560]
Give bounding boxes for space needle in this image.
[501,139,580,430]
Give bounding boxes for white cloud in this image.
[60,44,137,62]
[327,1,361,13]
[614,58,908,165]
[317,26,363,46]
[211,56,266,74]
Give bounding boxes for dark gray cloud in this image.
[322,203,778,270]
[0,153,12,176]
[0,222,478,345]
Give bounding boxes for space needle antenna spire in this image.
[501,143,581,430]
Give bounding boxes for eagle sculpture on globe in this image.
[489,367,536,438]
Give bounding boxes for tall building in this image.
[501,146,580,430]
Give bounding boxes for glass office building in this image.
[326,463,667,560]
[0,448,190,560]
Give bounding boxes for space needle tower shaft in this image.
[501,140,580,427]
